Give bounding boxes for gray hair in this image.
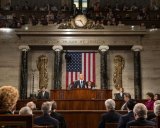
[41,101,52,113]
[19,106,32,115]
[105,99,115,110]
[154,100,160,116]
[133,103,148,118]
[26,101,36,110]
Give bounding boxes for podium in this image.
[50,89,112,100]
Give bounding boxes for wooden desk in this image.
[50,89,112,100]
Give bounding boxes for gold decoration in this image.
[113,55,125,90]
[37,55,48,89]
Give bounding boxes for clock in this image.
[74,15,88,28]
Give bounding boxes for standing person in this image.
[37,87,49,99]
[118,99,137,128]
[73,74,87,88]
[145,92,154,110]
[50,101,66,128]
[126,103,155,128]
[0,85,19,114]
[121,93,131,110]
[98,99,121,128]
[115,87,125,100]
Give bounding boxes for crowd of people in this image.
[0,1,160,28]
[0,85,160,128]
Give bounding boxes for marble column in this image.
[52,46,63,89]
[99,45,109,89]
[132,45,143,99]
[19,45,30,99]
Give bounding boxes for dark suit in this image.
[98,110,121,128]
[126,117,156,128]
[73,80,87,88]
[34,113,59,128]
[37,91,49,99]
[114,93,124,100]
[50,112,66,128]
[118,111,134,128]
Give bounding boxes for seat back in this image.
[0,114,33,128]
[105,123,118,128]
[130,126,156,128]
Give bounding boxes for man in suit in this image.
[126,103,155,128]
[118,99,136,128]
[121,93,131,110]
[37,87,49,99]
[73,74,87,88]
[114,87,125,100]
[50,101,66,128]
[98,99,121,128]
[34,101,59,128]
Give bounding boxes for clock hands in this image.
[76,20,84,26]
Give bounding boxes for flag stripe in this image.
[66,52,96,88]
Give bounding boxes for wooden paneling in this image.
[50,89,112,100]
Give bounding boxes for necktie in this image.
[80,80,83,88]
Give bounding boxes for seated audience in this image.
[118,99,136,128]
[126,103,155,128]
[152,100,160,122]
[98,99,121,128]
[37,87,49,99]
[121,93,131,110]
[34,101,59,128]
[19,106,32,115]
[154,93,160,101]
[26,101,36,110]
[145,92,154,110]
[0,85,19,114]
[50,101,66,128]
[115,87,125,100]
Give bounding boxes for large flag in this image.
[66,52,96,87]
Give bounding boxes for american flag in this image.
[66,52,96,87]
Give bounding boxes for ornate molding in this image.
[131,45,143,51]
[19,45,30,51]
[99,45,109,52]
[52,45,63,51]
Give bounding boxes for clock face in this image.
[74,15,88,28]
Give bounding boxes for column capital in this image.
[132,45,143,52]
[52,45,63,51]
[19,45,30,51]
[99,45,109,52]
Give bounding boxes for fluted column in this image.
[19,45,30,99]
[52,46,63,89]
[132,45,143,99]
[99,45,109,89]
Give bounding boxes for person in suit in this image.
[73,74,87,88]
[98,99,121,128]
[34,101,59,128]
[126,103,156,128]
[121,93,131,110]
[114,87,125,100]
[50,101,66,128]
[151,100,160,122]
[118,99,137,128]
[37,87,49,99]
